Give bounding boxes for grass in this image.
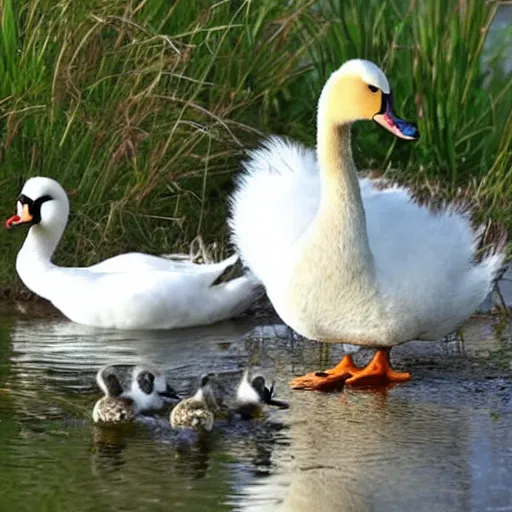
[0,0,316,289]
[0,0,510,292]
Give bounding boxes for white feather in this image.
[95,365,110,396]
[236,371,261,404]
[121,365,167,413]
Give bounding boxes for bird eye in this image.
[368,85,379,93]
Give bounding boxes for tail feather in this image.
[210,254,244,286]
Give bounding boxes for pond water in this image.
[0,303,512,512]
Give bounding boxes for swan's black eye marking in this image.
[17,194,53,225]
[368,85,379,93]
[18,194,53,206]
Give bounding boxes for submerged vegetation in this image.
[0,0,510,289]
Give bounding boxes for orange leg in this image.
[290,350,411,391]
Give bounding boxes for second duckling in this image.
[235,371,289,420]
[170,374,222,432]
[122,365,180,413]
[93,366,135,424]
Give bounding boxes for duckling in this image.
[170,374,221,432]
[235,371,289,420]
[122,365,180,413]
[92,366,135,424]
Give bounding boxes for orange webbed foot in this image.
[345,349,411,387]
[290,351,411,391]
[290,355,356,391]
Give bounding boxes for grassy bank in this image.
[0,0,510,292]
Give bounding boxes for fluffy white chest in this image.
[265,243,393,344]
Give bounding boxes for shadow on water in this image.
[0,300,512,511]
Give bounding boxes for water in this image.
[0,304,512,512]
[487,4,512,74]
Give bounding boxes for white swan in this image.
[230,59,506,389]
[7,177,262,330]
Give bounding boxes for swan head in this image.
[318,59,419,140]
[6,177,70,233]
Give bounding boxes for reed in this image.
[0,0,510,290]
[0,0,314,287]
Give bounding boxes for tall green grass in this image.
[291,0,511,187]
[0,0,315,288]
[0,0,510,291]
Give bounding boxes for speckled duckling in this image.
[92,366,135,424]
[235,370,289,420]
[170,374,222,432]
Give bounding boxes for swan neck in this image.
[315,113,374,270]
[317,120,360,204]
[16,221,65,299]
[22,225,62,262]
